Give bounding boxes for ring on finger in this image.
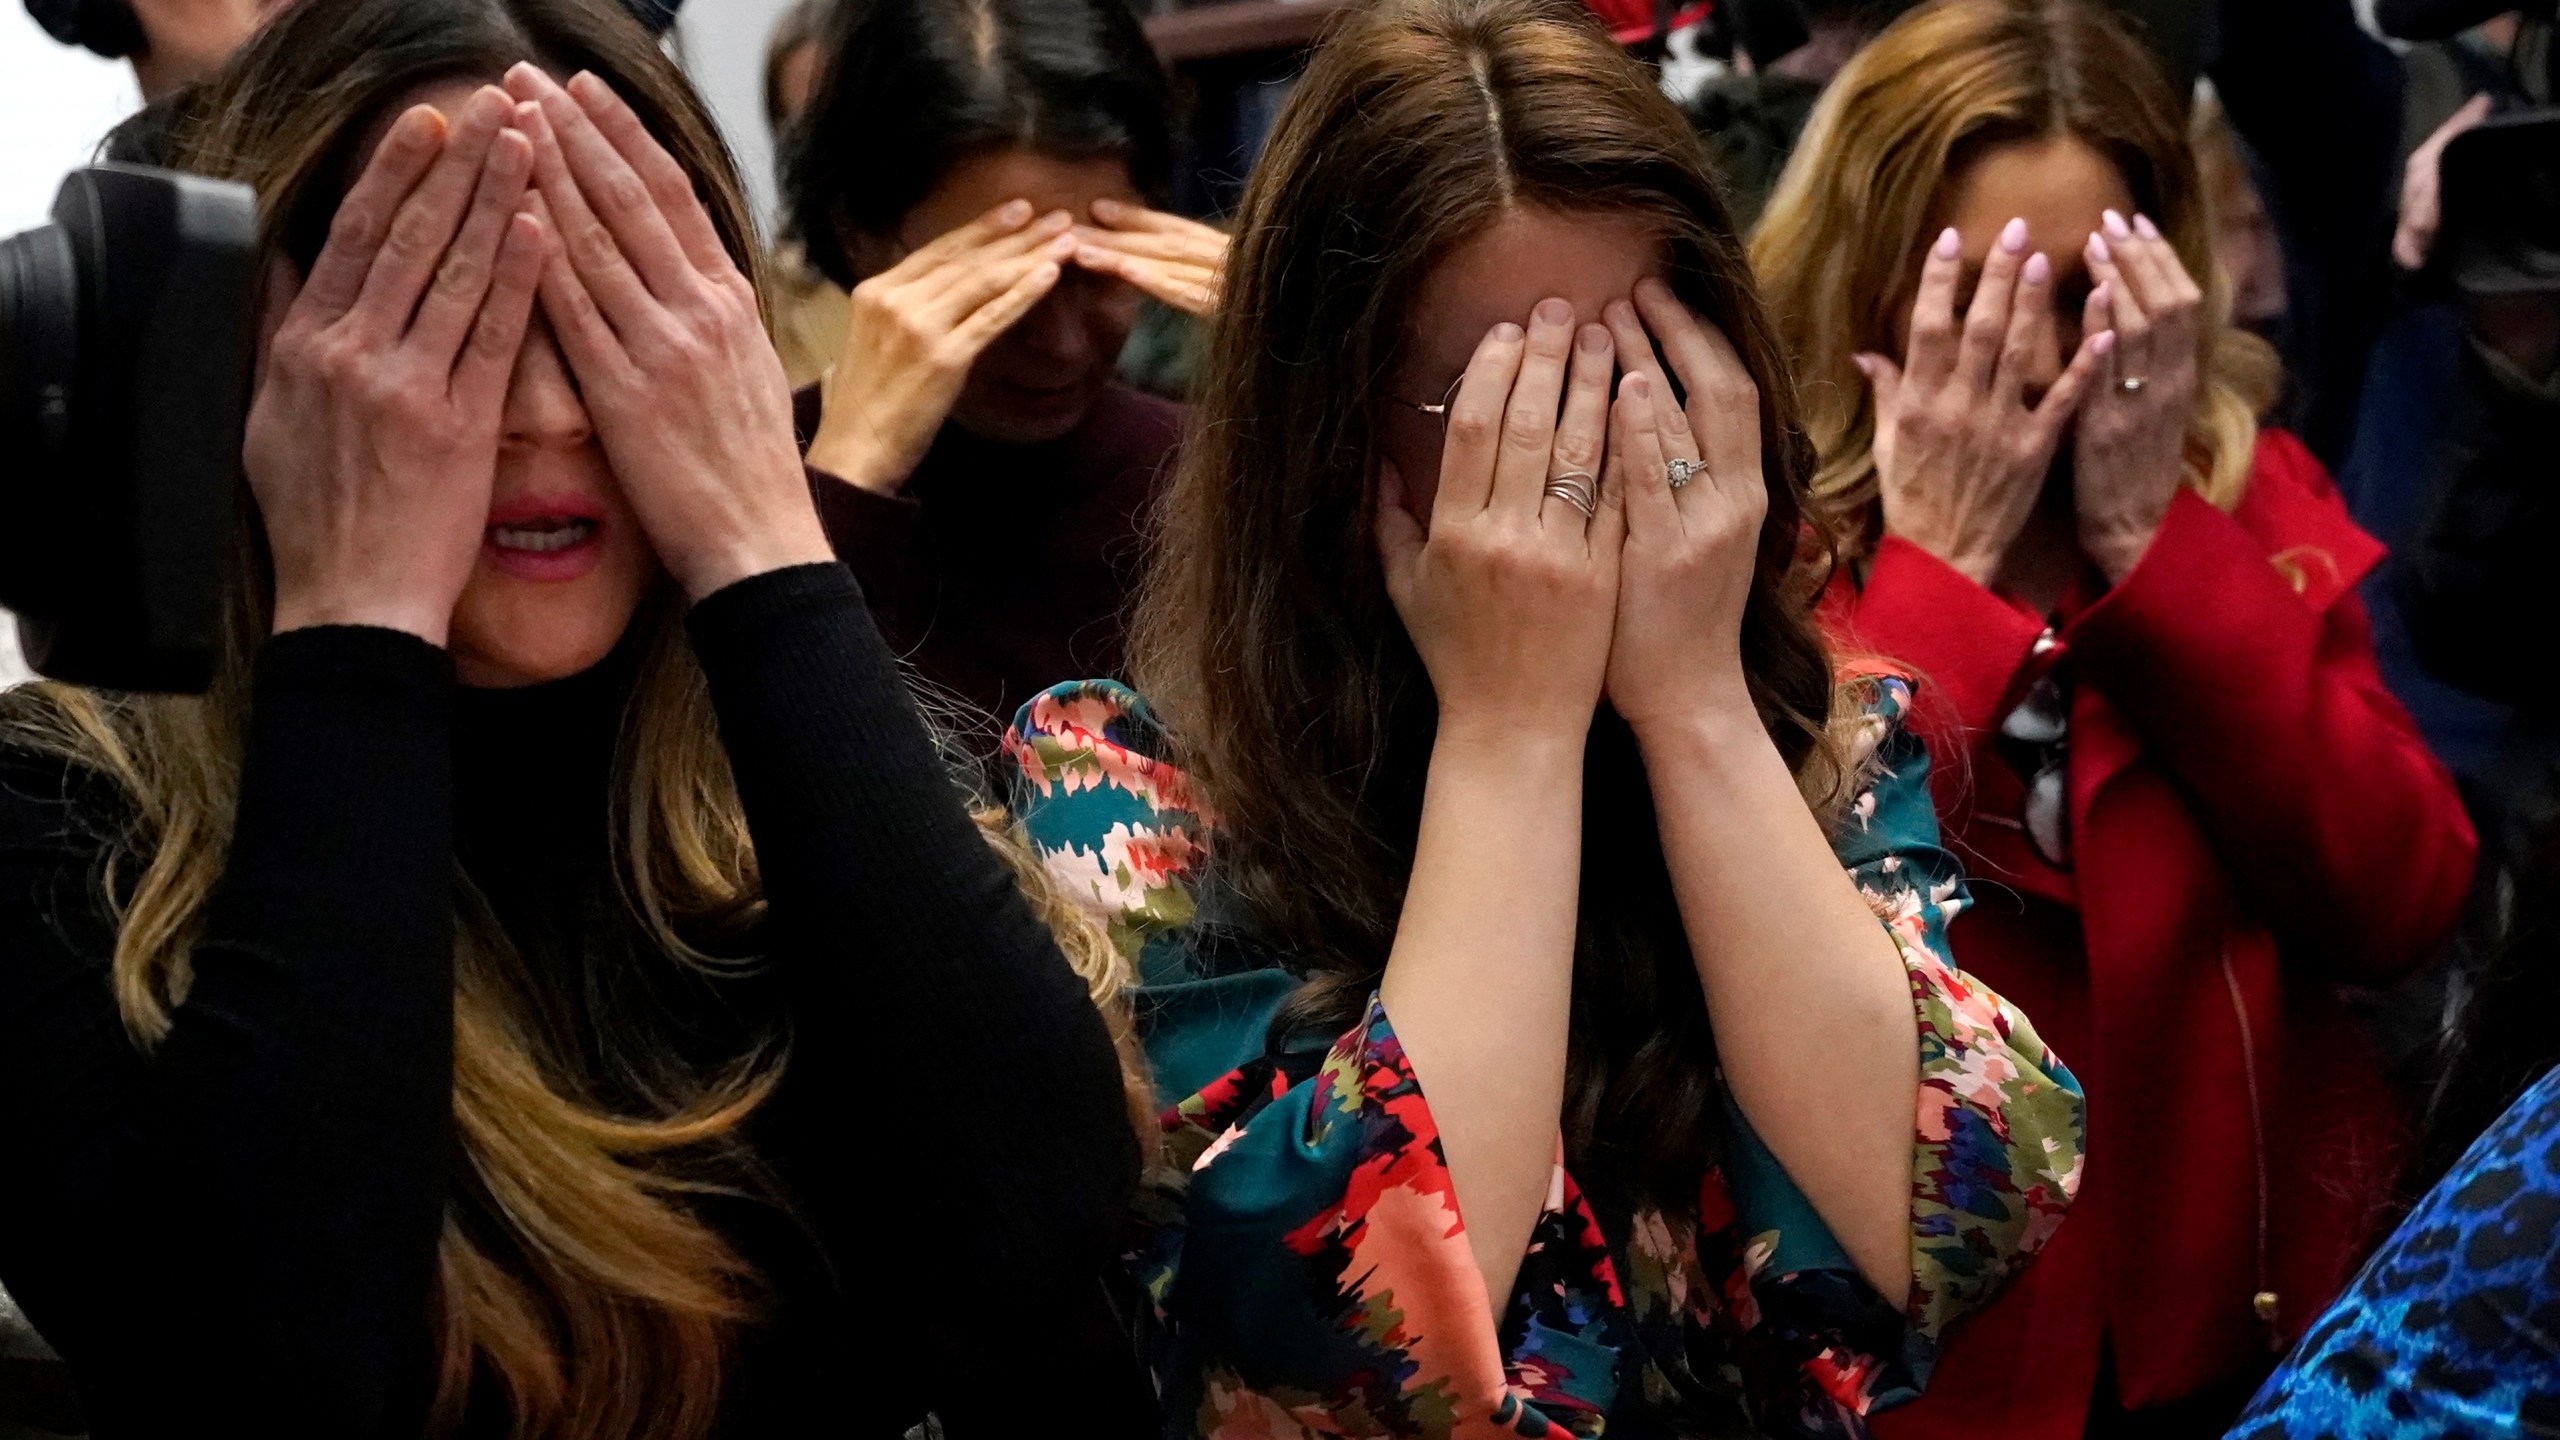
[1543,471,1599,519]
[1666,457,1710,490]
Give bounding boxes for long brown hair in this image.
[1752,0,2281,555]
[0,0,1145,1434]
[1129,0,1854,1213]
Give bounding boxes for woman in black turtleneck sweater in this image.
[0,3,1147,1436]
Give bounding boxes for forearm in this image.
[1640,708,1917,1306]
[93,627,455,1428]
[1376,723,1585,1313]
[684,565,1137,1270]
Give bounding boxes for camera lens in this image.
[0,165,257,693]
[0,219,82,611]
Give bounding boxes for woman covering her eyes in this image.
[0,0,1153,1434]
[1752,1,2477,1435]
[1004,0,2086,1433]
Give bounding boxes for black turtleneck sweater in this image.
[0,564,1148,1436]
[796,383,1182,749]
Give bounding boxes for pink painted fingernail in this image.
[2000,217,2028,254]
[2092,330,2117,356]
[2023,252,2051,285]
[2134,213,2161,241]
[2088,232,2112,265]
[2102,209,2132,240]
[1935,227,1962,259]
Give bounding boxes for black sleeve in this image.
[2398,344,2560,702]
[0,627,456,1437]
[682,564,1145,1417]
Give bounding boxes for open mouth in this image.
[488,517,599,553]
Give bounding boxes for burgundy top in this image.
[796,383,1183,749]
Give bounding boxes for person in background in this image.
[2192,94,2287,344]
[1755,0,2478,1435]
[762,0,849,388]
[1009,0,2086,1431]
[0,0,1154,1434]
[781,0,1228,748]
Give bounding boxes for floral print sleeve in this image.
[1007,677,2086,1439]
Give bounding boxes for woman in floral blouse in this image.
[1007,1,2085,1434]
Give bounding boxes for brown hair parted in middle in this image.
[1129,0,1856,1212]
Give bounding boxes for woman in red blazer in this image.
[1751,2,2476,1436]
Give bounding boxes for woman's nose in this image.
[501,321,594,448]
[1010,291,1099,366]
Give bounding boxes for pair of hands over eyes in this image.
[1383,280,1770,748]
[808,196,1226,496]
[245,65,831,644]
[1857,210,2201,588]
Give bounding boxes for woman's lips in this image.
[482,500,607,582]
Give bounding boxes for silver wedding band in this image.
[1543,471,1599,519]
[1666,457,1709,490]
[2117,376,2149,395]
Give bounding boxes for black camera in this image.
[0,165,258,692]
[2440,110,2560,300]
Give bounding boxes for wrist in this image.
[1624,685,1766,754]
[672,511,839,602]
[270,590,452,648]
[805,428,910,496]
[1432,704,1591,765]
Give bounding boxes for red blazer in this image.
[1823,430,2476,1436]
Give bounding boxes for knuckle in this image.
[326,202,379,250]
[1445,409,1498,448]
[601,172,652,217]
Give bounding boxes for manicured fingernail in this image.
[2092,330,2117,356]
[2023,252,2051,285]
[1533,298,1572,327]
[2102,209,2132,240]
[2000,218,2028,254]
[2092,280,2110,306]
[2134,213,2161,241]
[1624,373,1651,399]
[1491,322,1523,344]
[1935,227,1962,259]
[1851,353,1875,376]
[1578,325,1610,354]
[2088,232,2112,265]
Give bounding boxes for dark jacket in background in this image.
[796,384,1183,755]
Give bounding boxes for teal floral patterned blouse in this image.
[1005,677,2086,1439]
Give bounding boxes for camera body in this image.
[0,165,258,692]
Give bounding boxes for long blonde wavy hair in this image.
[1751,0,2282,556]
[0,0,1144,1433]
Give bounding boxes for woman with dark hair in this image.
[783,0,1228,743]
[1002,0,2085,1433]
[0,0,1153,1434]
[1752,1,2477,1435]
